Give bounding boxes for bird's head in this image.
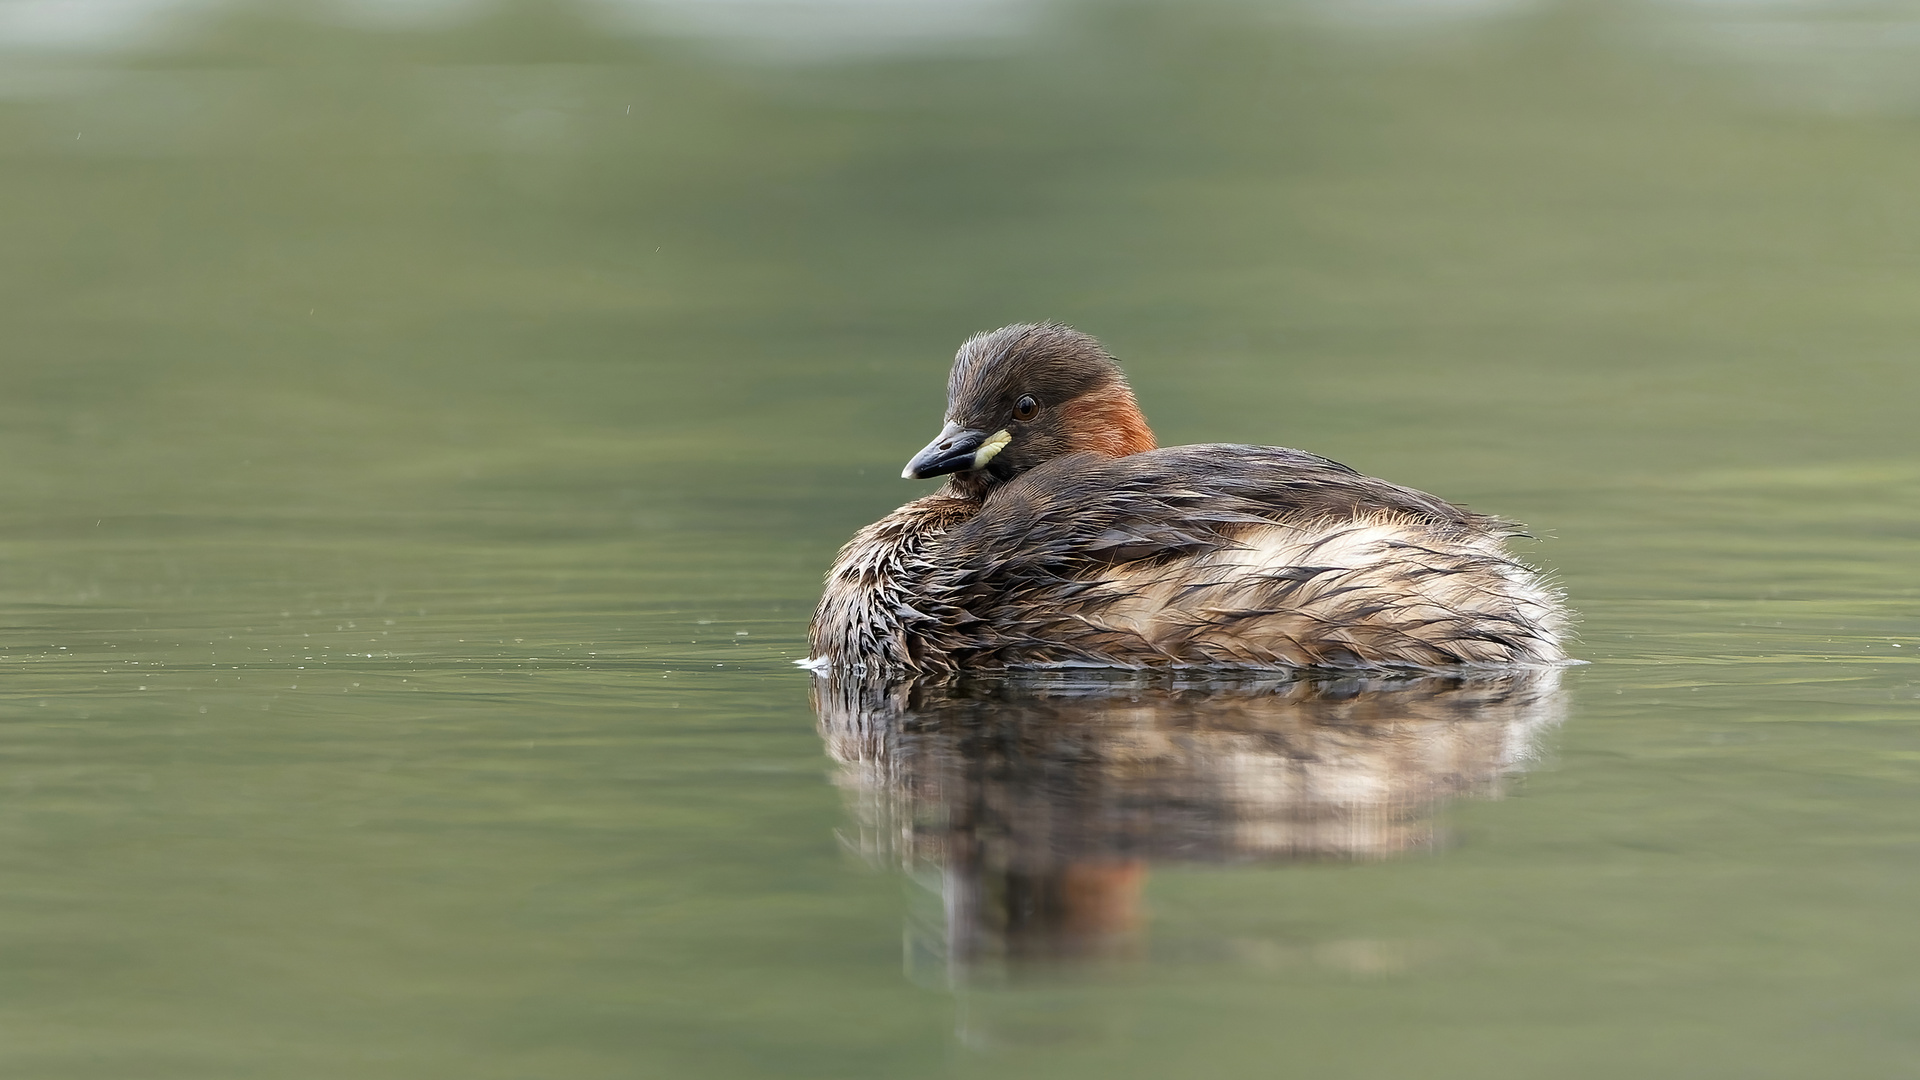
[902,323,1156,494]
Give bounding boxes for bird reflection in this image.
[812,668,1567,983]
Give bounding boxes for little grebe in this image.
[808,323,1569,675]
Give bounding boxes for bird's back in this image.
[907,445,1568,672]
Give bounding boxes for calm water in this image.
[1,1,1917,1075]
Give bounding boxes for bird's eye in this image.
[1012,395,1039,422]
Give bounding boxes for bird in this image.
[806,323,1569,676]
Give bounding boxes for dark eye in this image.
[1012,395,1039,422]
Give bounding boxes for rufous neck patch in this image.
[1067,385,1157,457]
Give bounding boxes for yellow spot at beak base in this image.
[972,430,1013,469]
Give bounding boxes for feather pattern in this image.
[809,445,1567,675]
[807,324,1570,676]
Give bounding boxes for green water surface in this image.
[1,1,1917,1076]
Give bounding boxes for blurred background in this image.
[0,0,1916,1076]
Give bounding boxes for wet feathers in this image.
[809,326,1569,675]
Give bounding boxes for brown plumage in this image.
[807,323,1570,675]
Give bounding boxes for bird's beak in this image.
[902,422,1013,480]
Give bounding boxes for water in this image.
[1,0,1917,1075]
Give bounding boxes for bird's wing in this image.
[922,446,1563,669]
